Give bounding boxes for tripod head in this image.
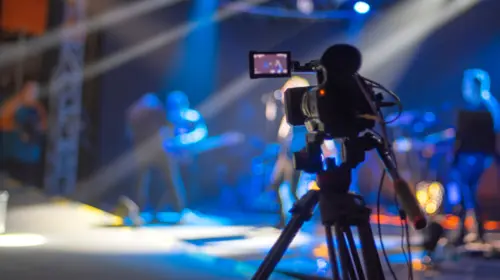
[293,130,428,230]
[292,132,372,191]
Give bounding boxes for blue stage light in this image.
[354,1,370,14]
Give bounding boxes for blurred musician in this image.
[0,81,46,186]
[267,76,310,228]
[126,91,207,224]
[164,90,208,148]
[163,91,207,215]
[450,69,499,246]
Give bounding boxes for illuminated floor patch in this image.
[175,226,313,257]
[184,235,247,246]
[0,233,47,247]
[312,234,419,260]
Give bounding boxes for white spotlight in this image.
[354,1,370,14]
[297,0,314,14]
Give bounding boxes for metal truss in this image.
[44,0,86,195]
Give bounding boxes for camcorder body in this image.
[249,44,377,139]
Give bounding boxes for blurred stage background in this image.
[1,0,500,279]
[42,0,500,215]
[2,0,500,225]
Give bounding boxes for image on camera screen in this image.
[253,53,289,75]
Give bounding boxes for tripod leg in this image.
[334,224,357,280]
[252,190,319,280]
[252,216,304,280]
[325,226,341,280]
[344,226,366,280]
[357,219,385,280]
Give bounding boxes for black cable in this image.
[380,105,413,279]
[374,93,405,280]
[377,170,398,280]
[404,216,414,280]
[377,110,398,168]
[395,197,409,263]
[365,77,407,279]
[394,196,412,280]
[361,76,403,125]
[376,89,414,280]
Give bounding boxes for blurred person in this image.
[163,90,207,218]
[126,93,170,225]
[126,91,207,224]
[449,69,500,247]
[267,77,352,228]
[0,81,47,186]
[267,76,310,228]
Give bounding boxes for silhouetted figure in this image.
[127,93,177,223]
[450,69,499,246]
[267,77,309,228]
[127,91,207,224]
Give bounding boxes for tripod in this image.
[253,132,386,280]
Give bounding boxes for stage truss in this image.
[44,0,86,195]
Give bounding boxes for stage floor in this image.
[1,186,500,280]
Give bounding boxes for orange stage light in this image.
[1,0,49,36]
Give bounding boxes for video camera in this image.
[249,44,427,280]
[249,44,380,139]
[249,44,427,231]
